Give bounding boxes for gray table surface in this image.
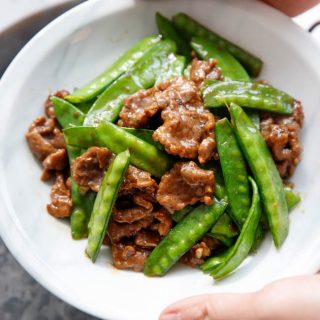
[0,2,98,319]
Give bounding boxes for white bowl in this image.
[1,0,320,319]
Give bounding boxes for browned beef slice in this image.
[154,77,202,109]
[26,115,67,179]
[134,230,161,248]
[44,90,70,119]
[107,217,154,243]
[153,103,216,163]
[156,161,214,212]
[118,87,160,128]
[43,149,67,171]
[111,242,150,272]
[190,58,221,87]
[47,174,73,218]
[260,100,304,178]
[152,208,172,236]
[72,147,113,192]
[26,116,57,161]
[112,205,153,224]
[181,236,221,267]
[151,77,216,163]
[119,165,157,196]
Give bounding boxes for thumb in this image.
[159,292,259,320]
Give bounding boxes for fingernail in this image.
[159,311,181,320]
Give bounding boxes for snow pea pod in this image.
[171,205,194,223]
[121,128,164,151]
[65,36,160,104]
[215,118,251,226]
[201,248,232,273]
[156,12,191,60]
[172,13,263,77]
[191,37,250,82]
[144,198,228,276]
[210,177,262,279]
[52,97,85,128]
[203,81,293,115]
[63,126,99,148]
[210,214,238,240]
[86,150,130,262]
[84,40,177,126]
[66,145,96,239]
[285,187,301,210]
[156,53,186,84]
[64,124,171,177]
[96,122,172,178]
[229,103,288,247]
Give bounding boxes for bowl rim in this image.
[1,0,320,319]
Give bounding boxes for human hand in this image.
[263,0,320,16]
[159,274,320,320]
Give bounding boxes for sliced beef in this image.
[150,77,216,163]
[44,90,70,119]
[153,103,216,163]
[26,116,58,161]
[120,165,157,196]
[190,58,222,87]
[134,230,161,248]
[154,77,202,109]
[112,242,150,272]
[113,166,157,222]
[43,149,67,171]
[112,206,153,224]
[151,208,173,236]
[260,100,304,178]
[47,174,73,218]
[156,161,214,212]
[26,115,67,180]
[107,217,154,243]
[72,147,113,192]
[181,236,221,267]
[118,87,160,128]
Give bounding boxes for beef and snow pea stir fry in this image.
[26,13,303,279]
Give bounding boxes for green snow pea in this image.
[171,205,194,223]
[66,145,96,239]
[285,187,301,210]
[210,213,238,239]
[84,40,177,126]
[64,124,171,178]
[144,198,228,276]
[63,126,99,148]
[215,118,251,226]
[210,177,262,279]
[122,128,164,151]
[203,80,293,115]
[156,12,191,60]
[191,38,261,124]
[65,36,161,103]
[229,103,288,247]
[191,37,250,82]
[156,53,186,84]
[52,97,85,128]
[207,233,234,247]
[172,13,263,76]
[201,248,232,273]
[96,122,171,178]
[86,150,130,262]
[245,109,260,129]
